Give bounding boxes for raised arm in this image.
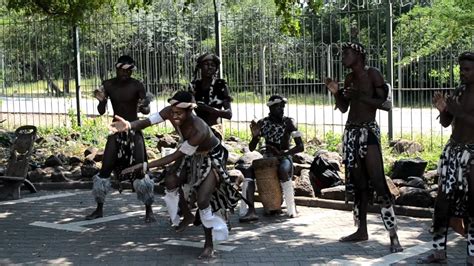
[94,84,108,115]
[325,77,349,113]
[110,106,173,133]
[248,119,262,152]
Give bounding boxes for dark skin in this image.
[113,105,221,259]
[325,47,403,253]
[86,67,154,223]
[193,60,232,126]
[420,59,474,264]
[240,102,304,221]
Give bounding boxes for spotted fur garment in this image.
[437,140,474,216]
[175,143,241,213]
[342,121,380,170]
[260,116,294,149]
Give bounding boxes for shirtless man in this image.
[417,52,474,264]
[239,95,304,222]
[325,42,403,253]
[113,91,241,259]
[85,55,156,223]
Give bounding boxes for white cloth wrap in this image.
[239,179,250,216]
[149,112,164,125]
[199,206,229,241]
[163,188,181,226]
[92,175,111,204]
[179,141,198,156]
[281,180,296,217]
[133,174,155,205]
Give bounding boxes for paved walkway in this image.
[0,190,467,265]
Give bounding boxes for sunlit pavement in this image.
[0,190,466,265]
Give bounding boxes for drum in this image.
[252,157,282,213]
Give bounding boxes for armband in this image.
[291,131,302,139]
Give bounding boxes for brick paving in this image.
[0,190,467,265]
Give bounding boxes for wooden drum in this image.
[252,157,282,213]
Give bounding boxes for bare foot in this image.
[239,212,259,223]
[450,217,466,237]
[85,210,103,220]
[339,231,368,242]
[390,234,403,253]
[198,247,216,260]
[416,250,447,264]
[175,213,195,233]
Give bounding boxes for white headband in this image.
[267,97,288,107]
[115,63,136,70]
[168,99,197,109]
[342,42,367,55]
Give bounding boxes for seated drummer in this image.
[239,95,304,222]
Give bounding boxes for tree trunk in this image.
[37,59,62,96]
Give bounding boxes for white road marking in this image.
[163,240,236,252]
[163,211,334,251]
[328,233,462,265]
[0,192,87,206]
[30,206,166,232]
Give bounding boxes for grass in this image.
[0,79,439,109]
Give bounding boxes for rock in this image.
[227,169,244,185]
[44,155,63,167]
[406,176,426,189]
[226,136,240,142]
[392,179,408,187]
[84,147,98,157]
[292,152,313,164]
[320,185,346,201]
[68,156,82,166]
[294,169,315,197]
[147,150,158,160]
[428,184,438,192]
[156,134,177,150]
[235,151,263,167]
[391,139,423,155]
[386,177,400,198]
[81,164,99,178]
[27,168,50,183]
[292,163,310,176]
[51,170,70,182]
[307,137,323,146]
[390,158,427,180]
[395,186,433,207]
[65,166,83,180]
[83,157,96,166]
[93,151,104,162]
[0,166,5,176]
[424,170,439,185]
[227,152,240,165]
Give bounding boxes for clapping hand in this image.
[109,115,131,134]
[93,86,107,102]
[432,91,447,112]
[325,78,339,95]
[250,119,261,138]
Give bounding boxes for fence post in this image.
[214,0,223,79]
[73,25,82,127]
[386,0,394,140]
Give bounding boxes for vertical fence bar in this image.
[73,25,82,127]
[386,0,394,140]
[214,0,223,79]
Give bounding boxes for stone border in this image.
[23,182,432,218]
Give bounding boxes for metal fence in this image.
[0,0,472,147]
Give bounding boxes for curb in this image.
[25,182,433,219]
